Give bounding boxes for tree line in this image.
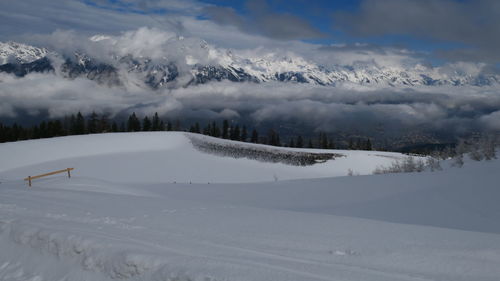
[0,111,373,150]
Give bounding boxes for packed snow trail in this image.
[0,132,499,281]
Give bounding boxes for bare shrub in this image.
[481,137,497,160]
[347,169,354,176]
[373,156,426,174]
[469,143,484,161]
[450,135,498,165]
[188,134,344,166]
[426,156,442,172]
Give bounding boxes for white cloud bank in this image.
[1,70,500,138]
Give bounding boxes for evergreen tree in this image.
[119,122,126,132]
[268,129,280,146]
[39,121,48,138]
[127,112,141,132]
[251,129,259,143]
[1,124,9,142]
[62,115,72,134]
[142,116,152,131]
[289,138,295,148]
[308,139,314,148]
[69,114,76,135]
[0,123,4,142]
[328,138,336,149]
[211,121,220,137]
[365,138,372,150]
[296,135,304,148]
[356,139,362,150]
[53,120,64,136]
[111,122,118,132]
[166,121,173,131]
[241,126,248,142]
[152,112,161,131]
[203,123,211,135]
[11,123,21,141]
[348,138,354,150]
[46,121,55,137]
[174,119,181,131]
[222,120,229,139]
[75,112,86,135]
[99,115,109,132]
[32,125,40,140]
[47,120,64,137]
[87,111,99,134]
[231,125,240,141]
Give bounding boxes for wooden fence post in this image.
[24,168,75,187]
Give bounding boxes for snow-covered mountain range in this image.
[1,40,499,89]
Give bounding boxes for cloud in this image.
[314,43,424,68]
[203,6,245,27]
[480,110,500,131]
[203,0,325,40]
[0,0,326,57]
[334,0,500,63]
[2,68,500,141]
[0,0,174,40]
[89,0,204,14]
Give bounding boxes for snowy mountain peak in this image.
[0,41,48,64]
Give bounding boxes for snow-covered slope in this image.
[0,133,499,281]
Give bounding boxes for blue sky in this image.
[199,0,360,33]
[200,0,473,56]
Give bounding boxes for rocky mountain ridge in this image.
[1,40,498,89]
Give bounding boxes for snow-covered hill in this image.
[0,132,499,281]
[0,132,405,183]
[1,39,499,88]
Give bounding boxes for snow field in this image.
[0,132,499,281]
